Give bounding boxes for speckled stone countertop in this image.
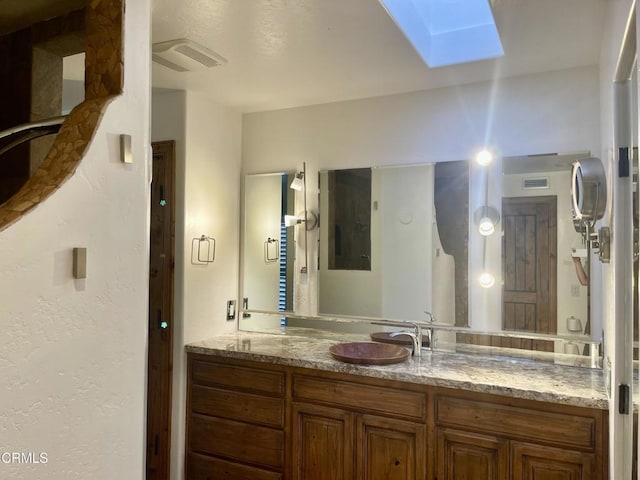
[187,330,608,410]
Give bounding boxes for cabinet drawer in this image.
[189,414,284,470]
[191,384,285,427]
[293,375,425,421]
[191,359,284,395]
[187,452,282,480]
[435,396,596,450]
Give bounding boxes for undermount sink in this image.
[329,341,410,365]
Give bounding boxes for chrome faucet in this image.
[389,321,423,357]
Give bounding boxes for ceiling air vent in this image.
[152,39,227,72]
[522,177,549,190]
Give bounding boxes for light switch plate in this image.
[120,134,132,164]
[226,300,236,321]
[73,247,87,279]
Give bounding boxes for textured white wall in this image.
[242,66,600,174]
[152,90,242,480]
[0,1,151,479]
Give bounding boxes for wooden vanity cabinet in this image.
[434,395,605,480]
[185,353,607,480]
[290,373,427,480]
[185,355,286,479]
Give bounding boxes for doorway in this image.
[502,195,557,351]
[146,140,175,480]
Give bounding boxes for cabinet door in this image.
[511,442,594,480]
[436,428,508,480]
[292,403,354,480]
[356,414,426,480]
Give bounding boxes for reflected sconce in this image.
[478,271,495,289]
[284,212,318,230]
[284,214,302,227]
[289,172,304,191]
[287,162,317,274]
[474,206,500,236]
[475,149,494,166]
[474,147,498,288]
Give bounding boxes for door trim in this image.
[146,140,176,480]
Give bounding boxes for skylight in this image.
[378,0,504,68]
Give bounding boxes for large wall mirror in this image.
[241,152,597,356]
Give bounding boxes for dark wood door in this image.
[146,141,175,480]
[292,403,353,480]
[357,414,425,480]
[502,196,557,350]
[511,442,593,480]
[436,428,508,480]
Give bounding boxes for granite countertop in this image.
[187,330,609,410]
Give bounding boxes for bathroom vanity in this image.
[185,331,608,480]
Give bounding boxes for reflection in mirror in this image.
[242,172,295,314]
[319,163,468,326]
[62,52,85,114]
[461,152,602,362]
[241,154,599,361]
[460,153,591,353]
[327,168,372,271]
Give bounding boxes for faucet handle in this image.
[390,326,421,357]
[390,331,420,357]
[423,311,436,323]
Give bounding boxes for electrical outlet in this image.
[226,300,236,320]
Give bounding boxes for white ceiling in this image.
[151,0,606,113]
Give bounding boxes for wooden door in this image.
[146,141,175,480]
[511,442,593,480]
[357,414,425,480]
[436,428,508,480]
[292,403,354,480]
[502,196,557,350]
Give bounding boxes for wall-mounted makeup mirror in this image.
[571,157,607,224]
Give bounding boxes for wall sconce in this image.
[284,212,318,230]
[474,206,500,236]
